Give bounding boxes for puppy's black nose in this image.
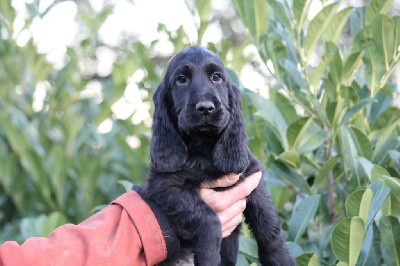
[196,101,215,115]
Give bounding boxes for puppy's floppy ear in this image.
[213,82,250,173]
[150,79,187,172]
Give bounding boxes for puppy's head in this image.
[151,46,249,173]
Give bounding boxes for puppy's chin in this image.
[178,111,230,136]
[191,123,223,136]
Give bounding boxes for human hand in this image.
[200,171,262,237]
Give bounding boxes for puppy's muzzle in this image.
[196,101,215,116]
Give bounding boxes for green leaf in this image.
[350,127,373,160]
[239,235,259,259]
[297,130,325,154]
[372,165,400,201]
[288,195,320,242]
[303,3,337,60]
[315,156,338,187]
[332,217,365,265]
[278,150,300,168]
[340,126,359,175]
[270,92,298,125]
[345,188,373,225]
[268,0,292,32]
[293,0,311,30]
[366,181,391,227]
[365,0,393,26]
[342,52,364,85]
[287,117,308,148]
[255,99,288,149]
[372,118,400,163]
[266,159,311,193]
[232,0,269,45]
[356,226,375,266]
[310,56,329,92]
[296,253,319,266]
[325,7,352,45]
[117,180,134,192]
[341,98,375,125]
[289,117,325,154]
[20,212,67,239]
[376,15,395,70]
[379,216,400,266]
[286,241,304,258]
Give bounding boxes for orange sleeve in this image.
[0,191,167,266]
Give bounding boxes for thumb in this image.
[200,173,239,189]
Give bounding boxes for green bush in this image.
[232,0,400,264]
[1,0,399,265]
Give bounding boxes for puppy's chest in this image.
[182,154,224,183]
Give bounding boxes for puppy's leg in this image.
[244,179,295,266]
[220,226,240,266]
[192,217,222,266]
[145,179,222,266]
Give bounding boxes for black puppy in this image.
[144,46,294,266]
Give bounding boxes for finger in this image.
[222,214,242,238]
[218,199,246,226]
[200,173,239,189]
[206,171,262,212]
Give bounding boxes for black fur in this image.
[144,46,294,266]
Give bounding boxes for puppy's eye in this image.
[177,75,188,84]
[212,73,222,82]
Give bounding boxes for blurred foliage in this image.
[1,0,400,265]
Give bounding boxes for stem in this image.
[323,130,337,223]
[379,52,400,90]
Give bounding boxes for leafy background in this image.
[1,0,400,265]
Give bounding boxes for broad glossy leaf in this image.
[288,195,320,242]
[293,0,311,30]
[340,126,359,175]
[345,188,373,224]
[270,91,298,125]
[355,225,374,266]
[325,7,352,46]
[372,165,400,200]
[278,150,300,168]
[365,0,393,26]
[286,241,304,258]
[255,99,288,149]
[303,3,337,60]
[310,56,329,92]
[379,216,400,266]
[341,98,375,126]
[20,212,67,239]
[268,0,291,32]
[266,159,310,192]
[270,185,293,210]
[280,59,307,88]
[366,181,391,227]
[239,235,258,259]
[296,253,319,266]
[383,194,400,217]
[375,15,395,70]
[350,127,373,160]
[117,180,134,192]
[232,0,268,45]
[332,217,365,265]
[372,118,400,163]
[297,130,325,154]
[315,157,338,187]
[287,117,308,148]
[342,52,364,85]
[290,117,325,154]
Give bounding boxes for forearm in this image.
[0,191,168,266]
